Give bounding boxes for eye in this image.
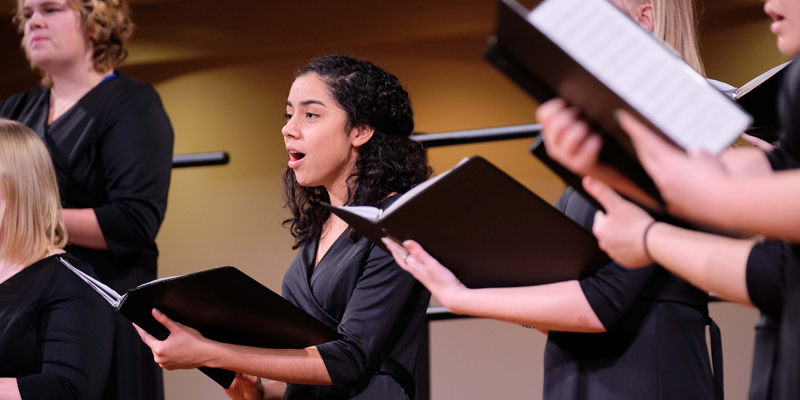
[305,112,318,119]
[43,6,60,13]
[283,113,293,120]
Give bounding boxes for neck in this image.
[325,155,359,208]
[325,179,350,208]
[49,58,111,98]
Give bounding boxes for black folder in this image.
[484,0,750,207]
[323,156,610,289]
[59,260,340,389]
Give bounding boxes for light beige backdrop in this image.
[0,0,788,398]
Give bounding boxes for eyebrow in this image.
[22,1,61,10]
[285,100,326,107]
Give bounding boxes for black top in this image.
[281,198,431,399]
[0,71,173,291]
[746,241,788,400]
[0,253,115,400]
[543,187,715,400]
[746,58,800,400]
[0,72,174,400]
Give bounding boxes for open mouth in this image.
[288,150,306,161]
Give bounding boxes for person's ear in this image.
[634,3,655,31]
[350,125,375,148]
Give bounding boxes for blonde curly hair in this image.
[14,0,134,85]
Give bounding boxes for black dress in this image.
[746,57,800,400]
[544,187,719,400]
[281,198,431,399]
[0,72,174,400]
[746,241,788,400]
[0,253,115,400]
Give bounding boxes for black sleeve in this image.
[580,263,657,330]
[16,267,116,400]
[556,186,659,330]
[315,246,419,390]
[766,147,800,171]
[92,86,174,257]
[746,240,789,319]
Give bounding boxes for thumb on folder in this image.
[583,176,655,269]
[134,308,212,371]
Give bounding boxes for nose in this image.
[282,116,300,139]
[26,12,45,31]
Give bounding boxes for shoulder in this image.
[35,254,102,294]
[0,86,47,115]
[109,73,164,105]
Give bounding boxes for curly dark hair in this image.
[283,55,432,249]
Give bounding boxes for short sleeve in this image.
[315,245,420,390]
[16,263,116,400]
[579,263,658,330]
[746,240,789,319]
[92,86,174,256]
[766,147,800,171]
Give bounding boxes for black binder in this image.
[484,0,750,208]
[60,259,340,389]
[323,156,610,289]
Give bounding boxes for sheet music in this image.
[528,0,750,154]
[59,257,122,307]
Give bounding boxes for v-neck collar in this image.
[311,228,350,273]
[46,71,117,128]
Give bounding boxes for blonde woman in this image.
[384,1,722,399]
[0,0,174,399]
[0,119,115,400]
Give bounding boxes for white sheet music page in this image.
[528,0,751,154]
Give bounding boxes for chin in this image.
[777,37,800,57]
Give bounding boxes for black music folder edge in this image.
[59,259,340,389]
[323,156,610,289]
[485,0,751,207]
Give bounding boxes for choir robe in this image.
[281,197,431,399]
[544,187,720,400]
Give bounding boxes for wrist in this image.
[201,339,227,369]
[642,220,659,264]
[441,285,471,315]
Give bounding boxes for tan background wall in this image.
[0,0,789,398]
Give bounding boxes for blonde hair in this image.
[14,0,134,86]
[617,0,706,76]
[0,120,67,267]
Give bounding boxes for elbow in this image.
[322,343,373,390]
[574,312,607,333]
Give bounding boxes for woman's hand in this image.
[382,238,468,311]
[134,309,216,370]
[617,110,731,224]
[740,133,775,152]
[583,177,655,268]
[224,373,266,400]
[537,99,663,210]
[537,98,604,176]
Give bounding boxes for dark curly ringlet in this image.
[283,54,432,249]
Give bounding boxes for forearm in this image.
[448,280,605,333]
[701,171,800,241]
[207,344,332,386]
[0,379,21,400]
[61,209,110,251]
[647,222,754,305]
